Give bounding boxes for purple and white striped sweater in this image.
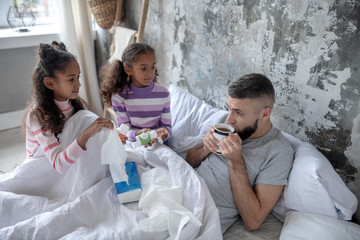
[111,82,172,141]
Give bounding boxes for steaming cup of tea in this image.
[212,123,235,155]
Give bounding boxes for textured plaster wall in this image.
[118,0,360,218]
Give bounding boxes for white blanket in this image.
[0,110,222,240]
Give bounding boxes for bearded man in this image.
[186,73,294,233]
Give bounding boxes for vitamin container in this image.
[136,130,157,146]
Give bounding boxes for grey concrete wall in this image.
[99,0,360,220]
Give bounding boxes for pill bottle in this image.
[117,124,129,142]
[136,130,157,146]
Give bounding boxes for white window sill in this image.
[0,24,59,50]
[0,110,24,131]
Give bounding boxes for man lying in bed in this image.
[186,73,294,233]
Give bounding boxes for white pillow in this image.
[168,85,228,159]
[273,132,358,222]
[280,211,360,240]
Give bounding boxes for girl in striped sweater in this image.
[23,41,114,173]
[100,43,171,146]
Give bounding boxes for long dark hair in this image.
[22,41,85,137]
[99,42,158,107]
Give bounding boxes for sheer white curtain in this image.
[54,0,103,116]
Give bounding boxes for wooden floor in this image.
[0,127,26,174]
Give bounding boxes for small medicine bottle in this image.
[117,124,129,142]
[136,130,158,146]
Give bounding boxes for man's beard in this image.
[236,119,258,140]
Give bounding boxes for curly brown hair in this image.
[22,41,85,137]
[99,42,158,107]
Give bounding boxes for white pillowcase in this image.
[280,211,360,240]
[168,85,228,159]
[273,132,358,222]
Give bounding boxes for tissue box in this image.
[114,161,142,203]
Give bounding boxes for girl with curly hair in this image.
[100,42,171,145]
[23,41,114,173]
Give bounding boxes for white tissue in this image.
[109,163,127,183]
[139,168,202,240]
[101,128,128,183]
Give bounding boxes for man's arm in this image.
[186,126,219,168]
[186,142,211,168]
[228,158,284,231]
[220,133,284,231]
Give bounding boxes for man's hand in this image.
[219,133,242,161]
[203,126,220,154]
[186,126,219,168]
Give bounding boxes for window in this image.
[0,0,56,30]
[0,0,59,51]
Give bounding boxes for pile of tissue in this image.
[139,168,202,240]
[101,128,202,239]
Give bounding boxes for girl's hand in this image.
[143,128,168,147]
[136,128,152,136]
[156,127,169,140]
[77,117,114,150]
[144,138,158,148]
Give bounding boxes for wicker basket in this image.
[87,0,117,29]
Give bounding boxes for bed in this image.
[0,84,359,240]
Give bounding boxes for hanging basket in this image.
[87,0,117,29]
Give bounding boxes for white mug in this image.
[213,123,235,155]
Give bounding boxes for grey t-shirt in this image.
[196,127,294,233]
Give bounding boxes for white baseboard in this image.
[0,110,24,131]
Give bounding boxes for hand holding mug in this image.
[212,123,235,155]
[203,126,219,153]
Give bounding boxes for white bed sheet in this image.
[0,110,222,240]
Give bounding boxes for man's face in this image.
[226,96,261,140]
